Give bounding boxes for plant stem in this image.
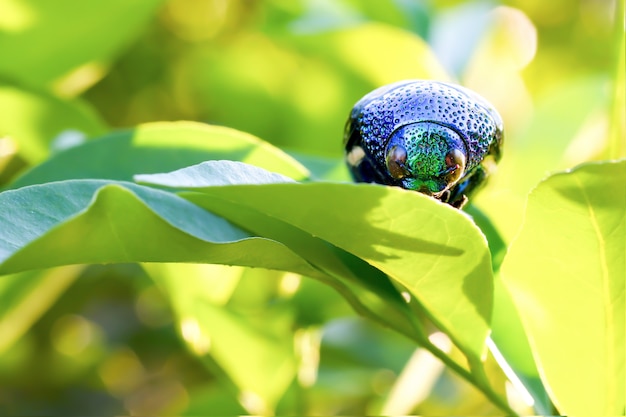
[333,288,518,414]
[311,270,518,414]
[403,317,519,415]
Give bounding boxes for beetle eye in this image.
[441,148,466,184]
[386,145,412,179]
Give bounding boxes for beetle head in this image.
[385,122,467,196]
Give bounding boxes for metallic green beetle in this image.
[344,80,503,208]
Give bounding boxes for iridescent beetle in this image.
[344,80,503,208]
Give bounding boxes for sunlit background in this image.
[0,0,623,414]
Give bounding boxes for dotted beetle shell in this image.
[344,80,503,208]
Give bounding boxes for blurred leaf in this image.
[182,384,246,416]
[281,0,362,33]
[181,22,448,156]
[146,263,244,307]
[321,318,415,372]
[429,1,494,78]
[501,160,626,415]
[291,23,450,86]
[0,180,323,279]
[163,290,297,414]
[0,0,165,87]
[286,151,350,181]
[316,317,417,414]
[350,0,429,33]
[8,121,310,189]
[277,0,423,35]
[0,83,106,164]
[463,205,506,272]
[506,77,610,192]
[191,301,296,414]
[474,76,612,243]
[142,264,297,412]
[608,9,625,159]
[139,161,494,367]
[0,266,82,355]
[462,5,536,132]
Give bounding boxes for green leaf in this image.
[287,151,351,181]
[490,275,551,413]
[0,160,499,409]
[9,121,310,188]
[0,266,82,355]
[0,180,322,279]
[291,22,450,87]
[473,76,613,244]
[0,83,106,163]
[139,161,494,365]
[0,0,165,86]
[501,160,626,415]
[145,264,296,414]
[179,300,296,414]
[464,204,507,271]
[465,206,550,412]
[136,160,296,187]
[138,163,420,341]
[608,13,625,159]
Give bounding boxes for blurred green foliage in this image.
[0,0,623,415]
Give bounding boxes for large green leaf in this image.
[138,161,494,366]
[0,176,386,413]
[0,83,106,164]
[186,300,296,414]
[501,160,626,415]
[9,121,310,188]
[137,163,419,340]
[0,174,314,413]
[0,161,504,411]
[0,0,164,86]
[0,180,322,279]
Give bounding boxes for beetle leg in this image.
[452,195,469,209]
[447,164,488,208]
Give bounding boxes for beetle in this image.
[344,80,503,208]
